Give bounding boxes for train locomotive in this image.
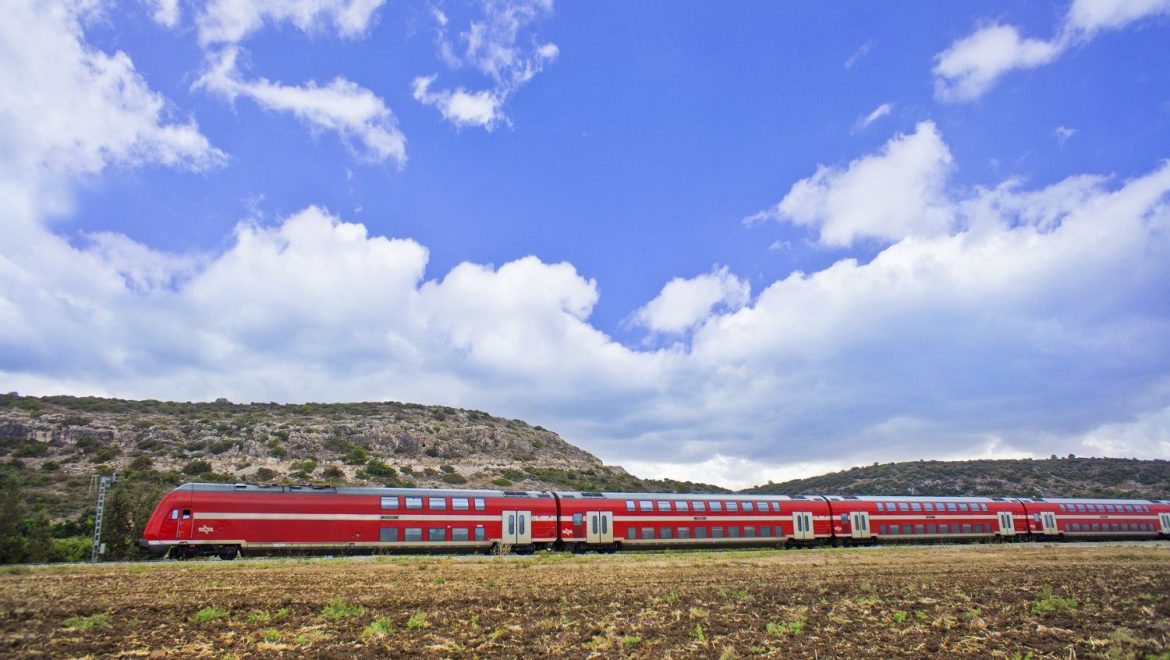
[138,483,1170,560]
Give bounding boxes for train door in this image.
[586,511,613,544]
[1158,512,1170,534]
[175,508,193,540]
[997,511,1015,536]
[501,511,532,545]
[1041,512,1058,535]
[792,512,815,540]
[850,511,871,539]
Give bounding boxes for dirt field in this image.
[2,543,1168,658]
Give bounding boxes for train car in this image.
[823,495,1028,544]
[1015,497,1170,540]
[553,492,833,551]
[138,483,557,559]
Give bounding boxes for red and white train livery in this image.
[138,483,1170,559]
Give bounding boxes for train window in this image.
[639,500,653,512]
[915,524,925,535]
[429,498,447,510]
[710,501,723,512]
[923,502,934,512]
[657,501,671,512]
[726,501,739,513]
[771,502,782,512]
[876,502,884,512]
[475,527,486,541]
[676,501,689,512]
[380,497,399,509]
[742,502,754,512]
[474,498,486,510]
[1076,504,1086,512]
[452,498,469,511]
[696,527,708,539]
[745,526,757,538]
[840,513,849,523]
[626,500,635,512]
[693,501,707,512]
[627,528,637,540]
[592,516,598,535]
[573,513,583,526]
[602,516,609,534]
[452,529,469,542]
[938,524,949,534]
[758,501,770,511]
[406,497,423,510]
[946,503,957,512]
[911,503,922,512]
[380,528,399,542]
[728,527,741,538]
[712,527,724,539]
[1108,504,1118,512]
[1095,523,1104,532]
[927,524,937,534]
[1123,504,1133,512]
[760,526,772,537]
[898,503,909,512]
[428,528,446,542]
[641,527,654,540]
[958,503,969,512]
[881,525,889,535]
[982,503,990,511]
[961,524,972,534]
[660,528,673,539]
[678,528,691,539]
[170,509,179,520]
[404,528,422,542]
[181,510,191,520]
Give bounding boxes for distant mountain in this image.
[743,457,1170,499]
[0,393,726,523]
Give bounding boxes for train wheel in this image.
[218,546,239,561]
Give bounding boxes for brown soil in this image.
[1,543,1168,658]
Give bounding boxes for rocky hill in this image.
[744,457,1170,499]
[0,393,726,523]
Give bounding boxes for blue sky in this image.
[3,0,1170,488]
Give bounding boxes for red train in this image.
[138,483,1170,560]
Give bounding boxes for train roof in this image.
[176,483,554,498]
[1017,496,1169,505]
[555,491,815,501]
[821,495,1006,503]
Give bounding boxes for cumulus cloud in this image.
[634,267,751,334]
[143,0,181,28]
[0,0,223,223]
[416,0,558,129]
[746,122,954,247]
[197,48,407,165]
[933,0,1170,102]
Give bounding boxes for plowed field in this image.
[2,543,1168,657]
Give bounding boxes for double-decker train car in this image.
[138,483,557,559]
[555,492,833,552]
[1015,497,1170,540]
[823,495,1030,543]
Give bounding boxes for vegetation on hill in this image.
[744,457,1170,499]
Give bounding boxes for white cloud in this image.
[1055,125,1078,145]
[144,0,181,28]
[197,47,406,165]
[634,267,750,334]
[197,0,387,46]
[934,0,1170,102]
[933,24,1061,103]
[417,0,558,129]
[844,39,873,69]
[747,122,955,247]
[853,102,893,132]
[412,75,505,130]
[0,0,223,223]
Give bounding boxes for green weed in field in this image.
[693,624,706,642]
[259,629,282,643]
[1031,585,1077,615]
[62,612,111,630]
[406,612,429,630]
[321,598,365,619]
[193,606,228,624]
[363,617,394,638]
[621,635,642,648]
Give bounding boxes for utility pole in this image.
[89,473,117,563]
